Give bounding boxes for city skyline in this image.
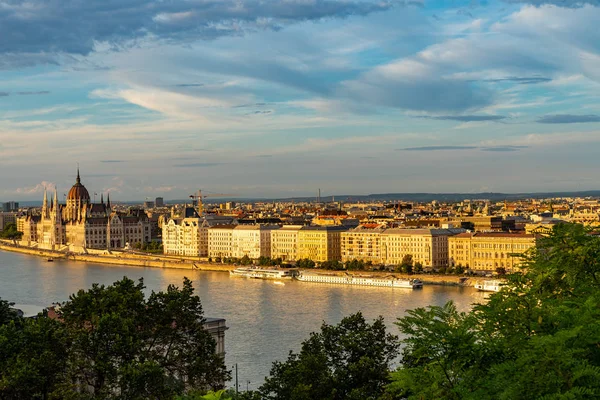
[2,0,600,200]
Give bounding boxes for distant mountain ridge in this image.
[10,190,600,207]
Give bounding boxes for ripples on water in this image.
[0,251,487,390]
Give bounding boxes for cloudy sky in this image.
[1,0,600,201]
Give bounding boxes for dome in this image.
[67,169,90,202]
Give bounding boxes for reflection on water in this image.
[0,250,487,390]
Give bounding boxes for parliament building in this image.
[19,170,151,251]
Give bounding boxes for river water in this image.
[0,250,487,390]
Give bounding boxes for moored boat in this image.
[474,280,502,292]
[295,272,423,289]
[230,267,295,280]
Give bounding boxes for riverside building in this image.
[448,232,536,272]
[340,225,385,264]
[270,225,303,262]
[18,170,151,251]
[297,226,348,262]
[380,228,456,269]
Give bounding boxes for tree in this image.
[0,298,18,326]
[259,312,399,400]
[386,223,600,399]
[0,278,230,399]
[413,262,423,274]
[0,223,22,240]
[0,314,71,399]
[296,258,315,269]
[58,277,230,397]
[240,255,252,265]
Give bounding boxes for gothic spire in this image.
[76,164,81,184]
[42,187,48,218]
[107,192,111,209]
[100,193,104,204]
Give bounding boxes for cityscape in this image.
[3,169,600,275]
[2,0,600,398]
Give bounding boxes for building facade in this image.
[448,232,536,272]
[231,225,277,259]
[381,228,455,268]
[18,170,150,251]
[270,225,303,262]
[340,226,385,264]
[297,226,347,262]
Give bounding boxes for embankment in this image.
[0,241,476,286]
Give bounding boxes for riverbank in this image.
[0,241,477,286]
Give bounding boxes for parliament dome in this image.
[67,169,90,202]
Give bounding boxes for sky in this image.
[1,0,600,202]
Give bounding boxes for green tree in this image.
[259,312,399,400]
[413,262,423,274]
[240,255,252,265]
[386,223,600,399]
[0,314,71,399]
[296,258,315,269]
[0,298,18,326]
[0,223,23,240]
[58,277,230,397]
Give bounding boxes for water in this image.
[0,250,487,390]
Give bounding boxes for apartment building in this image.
[271,225,303,262]
[231,225,277,259]
[208,225,236,259]
[448,232,536,272]
[0,212,18,231]
[340,226,385,264]
[162,217,205,257]
[381,228,456,268]
[297,226,347,262]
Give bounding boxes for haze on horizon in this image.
[1,0,600,202]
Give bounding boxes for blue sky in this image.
[1,0,600,201]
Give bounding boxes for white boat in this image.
[295,272,423,289]
[230,267,295,280]
[474,280,502,292]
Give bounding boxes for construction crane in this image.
[189,189,236,215]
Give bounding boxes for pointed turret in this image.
[53,187,59,211]
[42,187,49,219]
[107,193,111,209]
[100,193,104,204]
[76,165,81,184]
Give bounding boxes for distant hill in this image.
[10,190,600,207]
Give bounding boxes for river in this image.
[0,250,487,390]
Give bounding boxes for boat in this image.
[46,258,54,262]
[474,280,502,292]
[295,271,423,289]
[230,267,296,280]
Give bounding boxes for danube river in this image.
[0,250,487,390]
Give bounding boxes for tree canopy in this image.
[386,223,600,400]
[258,312,399,400]
[0,277,229,399]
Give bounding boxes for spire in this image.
[100,193,104,204]
[76,164,81,184]
[53,187,59,211]
[42,187,48,218]
[107,192,111,209]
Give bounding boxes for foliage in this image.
[413,261,423,274]
[135,240,163,253]
[295,258,316,269]
[0,277,229,399]
[259,312,399,400]
[0,314,71,399]
[344,259,374,271]
[320,260,344,270]
[0,298,18,326]
[386,223,600,399]
[0,223,23,240]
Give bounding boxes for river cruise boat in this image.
[230,267,296,280]
[474,280,502,292]
[295,272,423,289]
